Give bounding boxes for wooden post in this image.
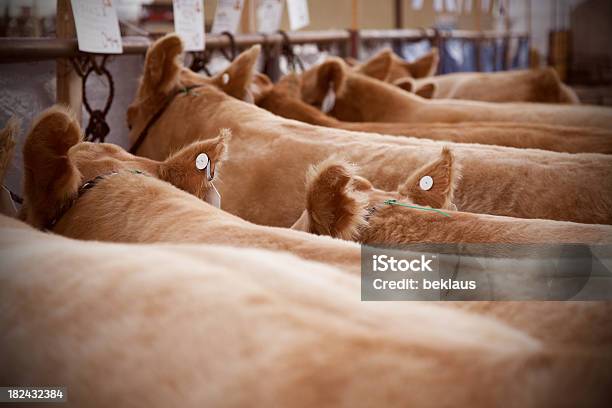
[349,0,359,59]
[56,0,82,123]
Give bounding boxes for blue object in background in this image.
[401,40,432,62]
[441,39,477,73]
[512,37,530,69]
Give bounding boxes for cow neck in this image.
[129,85,204,154]
[44,169,149,232]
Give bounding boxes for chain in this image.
[71,54,114,143]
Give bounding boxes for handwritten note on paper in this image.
[173,0,205,51]
[287,0,309,31]
[256,0,284,34]
[212,0,244,34]
[70,0,123,54]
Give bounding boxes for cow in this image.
[3,215,611,407]
[294,151,612,350]
[126,35,612,226]
[20,106,362,274]
[356,48,579,104]
[296,148,612,245]
[299,57,612,128]
[252,72,612,153]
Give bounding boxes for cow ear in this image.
[22,106,82,229]
[0,116,18,183]
[415,82,436,99]
[213,45,261,101]
[304,157,368,241]
[405,48,439,78]
[301,58,346,106]
[250,72,274,103]
[355,49,393,81]
[141,34,184,97]
[398,147,457,210]
[393,77,415,93]
[159,129,230,199]
[274,72,302,99]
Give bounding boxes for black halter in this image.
[44,169,147,231]
[128,85,204,154]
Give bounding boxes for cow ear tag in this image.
[196,153,209,170]
[419,175,434,191]
[321,82,336,113]
[196,152,215,181]
[205,183,221,209]
[222,73,230,85]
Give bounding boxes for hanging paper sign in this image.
[212,0,244,34]
[70,0,123,54]
[256,0,284,33]
[173,0,205,51]
[433,0,443,12]
[464,0,473,13]
[287,0,309,30]
[411,0,424,10]
[445,0,457,12]
[481,0,491,13]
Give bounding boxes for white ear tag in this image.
[419,175,434,191]
[222,73,230,85]
[321,82,336,113]
[205,183,221,209]
[196,153,209,170]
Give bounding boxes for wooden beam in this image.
[56,0,82,123]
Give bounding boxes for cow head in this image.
[22,106,228,229]
[293,148,459,242]
[127,34,261,136]
[354,48,440,82]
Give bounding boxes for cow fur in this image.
[3,216,612,407]
[297,154,612,350]
[298,149,612,245]
[127,35,612,226]
[357,49,579,103]
[255,73,612,154]
[21,107,362,274]
[300,57,612,129]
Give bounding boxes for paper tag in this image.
[481,0,491,12]
[212,0,244,34]
[70,0,123,54]
[205,183,221,209]
[321,84,336,113]
[445,0,457,12]
[463,0,472,13]
[287,0,310,31]
[433,0,443,12]
[173,0,205,51]
[256,0,284,33]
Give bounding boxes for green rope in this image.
[383,199,451,217]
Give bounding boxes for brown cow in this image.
[297,149,612,245]
[296,152,612,350]
[21,107,362,274]
[18,110,612,359]
[3,216,612,407]
[127,35,612,226]
[356,48,579,103]
[299,57,612,128]
[253,73,612,154]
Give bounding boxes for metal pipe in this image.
[0,31,351,63]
